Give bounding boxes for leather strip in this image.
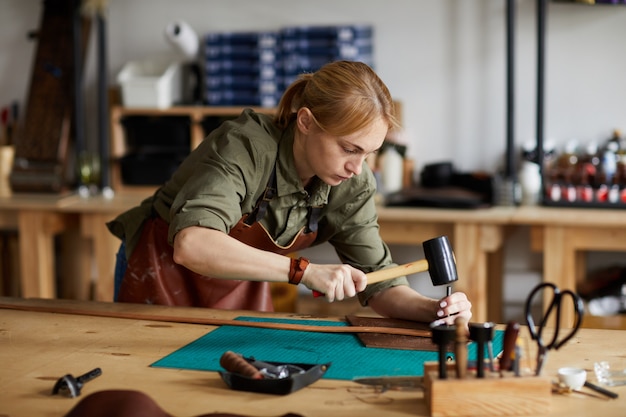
[0,302,431,338]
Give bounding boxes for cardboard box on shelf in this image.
[117,59,183,108]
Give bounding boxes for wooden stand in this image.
[423,362,551,417]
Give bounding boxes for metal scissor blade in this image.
[535,347,548,376]
[352,376,424,392]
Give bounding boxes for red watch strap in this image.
[288,257,310,285]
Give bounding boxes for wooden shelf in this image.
[108,100,402,195]
[109,105,276,194]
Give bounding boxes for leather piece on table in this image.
[64,390,304,417]
[346,315,437,351]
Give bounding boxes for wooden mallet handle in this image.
[365,260,429,284]
[367,235,457,286]
[313,235,457,297]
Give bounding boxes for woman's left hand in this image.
[432,291,472,326]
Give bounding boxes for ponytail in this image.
[274,61,398,135]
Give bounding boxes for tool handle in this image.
[499,321,520,372]
[76,367,102,384]
[366,260,429,284]
[313,259,429,297]
[584,381,619,399]
[454,317,468,379]
[219,351,263,379]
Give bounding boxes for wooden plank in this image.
[79,212,117,301]
[57,228,91,300]
[453,223,487,322]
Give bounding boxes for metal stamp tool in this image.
[469,322,495,378]
[52,368,102,398]
[430,323,456,379]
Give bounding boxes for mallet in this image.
[366,235,458,291]
[313,235,458,297]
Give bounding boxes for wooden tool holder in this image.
[423,362,551,417]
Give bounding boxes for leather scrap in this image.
[346,315,437,351]
[63,390,304,417]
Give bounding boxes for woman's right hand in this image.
[300,263,367,302]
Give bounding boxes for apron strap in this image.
[244,167,277,226]
[245,162,322,235]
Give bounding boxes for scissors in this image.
[524,282,584,376]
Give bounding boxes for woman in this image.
[107,60,471,324]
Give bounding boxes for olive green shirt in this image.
[107,109,408,305]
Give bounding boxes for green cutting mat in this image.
[152,317,504,380]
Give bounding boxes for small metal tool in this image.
[469,322,495,378]
[52,368,102,398]
[487,340,495,372]
[584,381,619,399]
[430,323,456,379]
[353,376,423,392]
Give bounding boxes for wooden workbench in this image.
[0,297,623,417]
[0,193,76,298]
[0,192,149,302]
[55,193,150,301]
[511,206,626,324]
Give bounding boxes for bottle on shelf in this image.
[381,144,404,194]
[555,140,579,202]
[518,141,542,206]
[519,160,541,205]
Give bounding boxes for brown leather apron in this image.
[117,167,319,312]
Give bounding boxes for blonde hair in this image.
[275,60,399,135]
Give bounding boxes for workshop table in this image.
[511,206,626,325]
[0,193,75,298]
[0,297,623,417]
[0,192,149,302]
[55,193,150,301]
